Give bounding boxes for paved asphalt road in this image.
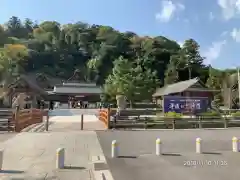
[97,129,240,180]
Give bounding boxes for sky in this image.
[1,0,240,69]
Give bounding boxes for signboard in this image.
[163,96,209,114]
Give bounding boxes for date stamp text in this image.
[183,160,228,167]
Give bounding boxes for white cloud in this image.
[221,31,228,36]
[218,0,240,20]
[209,12,215,20]
[231,28,240,42]
[202,40,226,65]
[155,0,185,22]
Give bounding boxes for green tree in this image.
[104,56,159,106]
[164,55,179,85]
[0,15,231,104]
[180,39,205,80]
[206,67,225,106]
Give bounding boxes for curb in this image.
[93,170,114,180]
[92,155,114,180]
[102,127,240,131]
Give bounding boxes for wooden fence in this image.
[98,108,158,129]
[14,108,45,132]
[98,108,240,130]
[0,108,46,132]
[0,109,15,131]
[110,117,240,129]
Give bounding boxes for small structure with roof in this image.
[48,70,102,102]
[0,70,102,107]
[50,83,102,102]
[1,74,48,108]
[153,77,219,114]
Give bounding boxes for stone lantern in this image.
[116,94,126,110]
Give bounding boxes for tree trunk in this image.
[188,67,191,79]
[129,100,133,109]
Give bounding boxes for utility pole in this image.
[208,64,212,76]
[238,67,240,109]
[185,54,191,80]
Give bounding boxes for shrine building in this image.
[47,70,102,103]
[152,77,220,114]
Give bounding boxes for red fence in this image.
[99,108,110,129]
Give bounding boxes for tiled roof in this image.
[8,75,48,95]
[53,86,102,94]
[62,82,97,87]
[153,78,200,97]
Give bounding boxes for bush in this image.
[231,111,240,117]
[164,111,182,118]
[198,110,221,117]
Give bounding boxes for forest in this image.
[0,16,236,103]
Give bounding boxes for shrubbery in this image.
[164,111,182,118]
[231,111,240,117]
[198,110,220,117]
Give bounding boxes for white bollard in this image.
[111,140,118,158]
[156,138,162,155]
[232,137,239,152]
[0,150,3,170]
[56,148,65,169]
[196,138,202,154]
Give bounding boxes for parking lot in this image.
[97,129,240,180]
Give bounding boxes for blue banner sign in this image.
[163,96,209,114]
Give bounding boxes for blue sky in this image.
[1,0,240,69]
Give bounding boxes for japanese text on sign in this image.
[163,96,208,114]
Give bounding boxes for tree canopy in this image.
[0,16,235,103]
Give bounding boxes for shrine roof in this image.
[53,85,102,94]
[61,82,97,87]
[8,75,48,95]
[153,77,218,97]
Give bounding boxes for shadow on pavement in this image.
[64,166,86,170]
[118,155,138,159]
[162,153,181,156]
[0,170,24,174]
[202,152,222,155]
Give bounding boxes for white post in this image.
[156,138,162,155]
[196,138,202,154]
[111,140,118,158]
[0,150,3,170]
[56,148,65,169]
[232,137,239,152]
